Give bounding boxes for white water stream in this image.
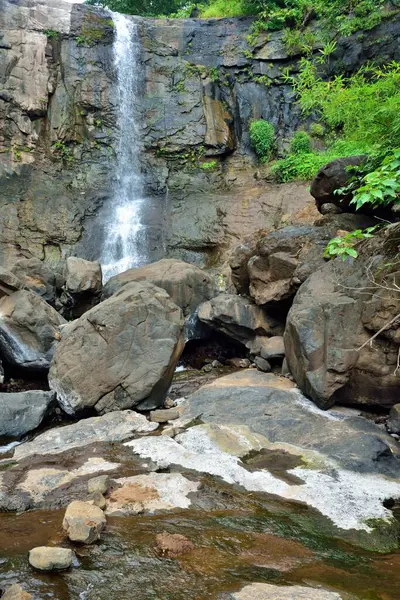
[101,13,147,281]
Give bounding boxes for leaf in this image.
[346,248,358,258]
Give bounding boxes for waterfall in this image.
[101,13,147,281]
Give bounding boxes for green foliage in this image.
[286,60,400,152]
[290,131,311,154]
[85,0,185,16]
[51,140,74,163]
[343,149,400,210]
[43,29,59,39]
[310,123,325,137]
[249,119,275,162]
[271,140,369,182]
[324,227,377,261]
[283,28,316,56]
[201,0,256,18]
[201,160,218,170]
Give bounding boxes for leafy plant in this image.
[324,227,377,261]
[283,28,316,56]
[43,29,59,39]
[201,160,218,170]
[348,149,400,210]
[290,131,312,154]
[249,119,275,162]
[51,140,74,163]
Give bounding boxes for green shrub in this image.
[201,0,256,18]
[271,152,331,182]
[290,131,312,154]
[249,119,275,162]
[310,123,325,137]
[324,227,377,261]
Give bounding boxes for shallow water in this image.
[1,489,399,600]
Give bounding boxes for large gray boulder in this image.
[102,259,216,316]
[0,290,66,372]
[181,370,400,476]
[284,224,400,409]
[198,294,282,343]
[49,281,184,414]
[0,390,55,438]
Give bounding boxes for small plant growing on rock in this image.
[324,227,377,261]
[249,119,275,162]
[310,123,325,138]
[201,160,218,171]
[290,131,312,154]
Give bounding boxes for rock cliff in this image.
[1,0,399,268]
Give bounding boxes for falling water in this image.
[101,13,147,281]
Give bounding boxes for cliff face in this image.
[1,0,399,268]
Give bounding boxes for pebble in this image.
[150,408,180,423]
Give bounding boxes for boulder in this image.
[198,294,282,344]
[228,582,343,600]
[65,257,102,294]
[254,356,271,372]
[62,500,106,544]
[310,155,367,212]
[102,259,215,316]
[259,336,285,360]
[150,408,180,423]
[284,224,400,409]
[230,215,377,306]
[88,475,110,496]
[28,546,73,571]
[0,390,55,438]
[0,290,66,373]
[388,404,400,434]
[1,584,32,600]
[11,258,61,304]
[13,410,158,461]
[49,282,184,414]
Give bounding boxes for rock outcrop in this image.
[229,214,376,307]
[284,224,400,408]
[1,0,399,267]
[103,258,215,316]
[49,281,184,414]
[0,289,65,373]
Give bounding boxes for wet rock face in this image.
[1,1,399,267]
[0,390,55,438]
[49,281,184,414]
[284,224,400,409]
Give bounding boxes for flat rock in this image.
[63,500,106,544]
[13,410,157,461]
[28,546,73,571]
[105,472,199,515]
[49,281,184,414]
[0,390,55,438]
[228,582,343,600]
[0,290,66,372]
[150,408,180,422]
